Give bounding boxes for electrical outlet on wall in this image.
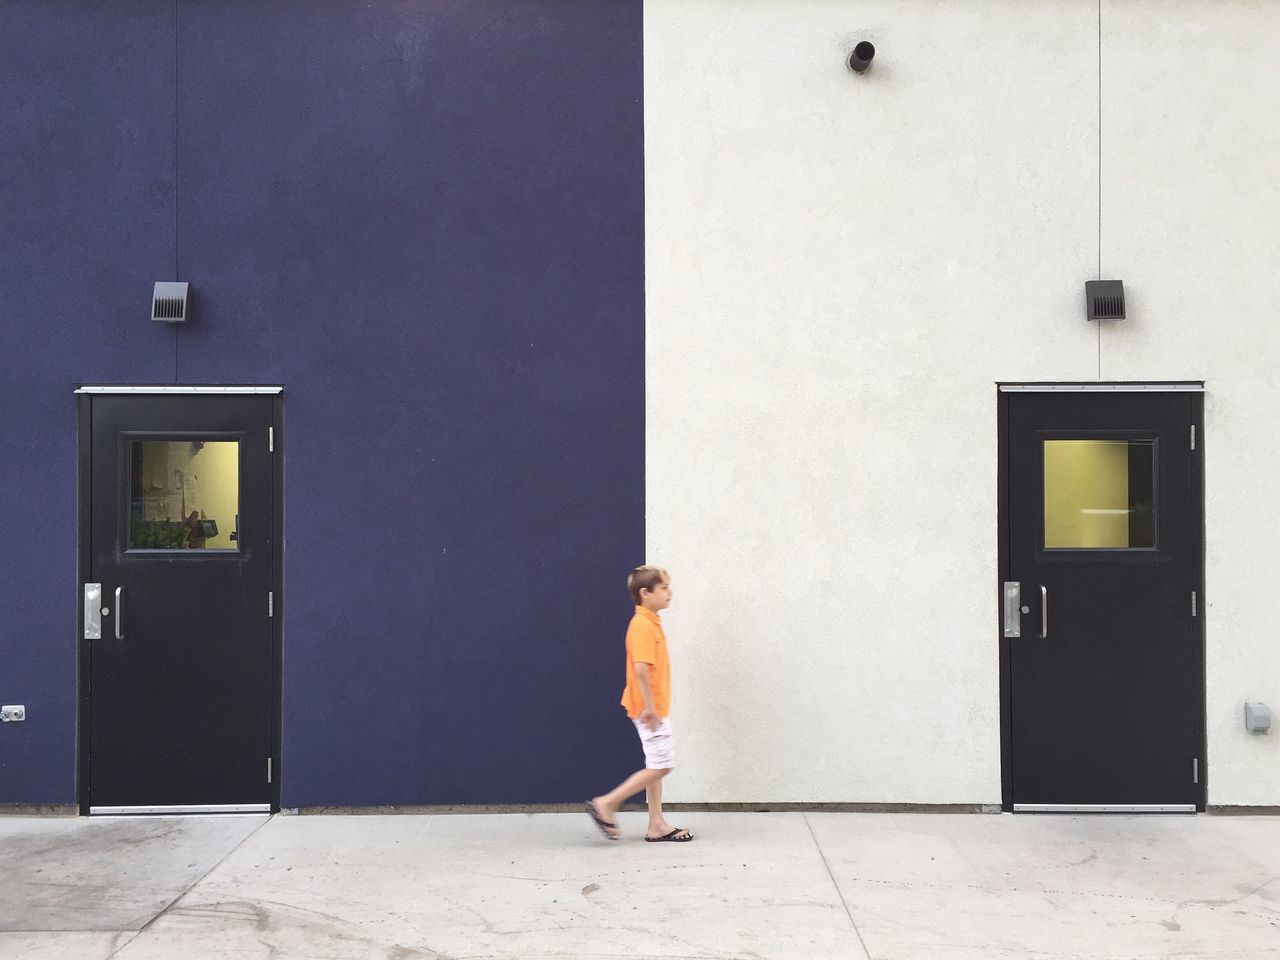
[1,705,26,722]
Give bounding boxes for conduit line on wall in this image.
[173,0,181,385]
[1097,0,1104,380]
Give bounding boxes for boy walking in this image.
[585,566,693,842]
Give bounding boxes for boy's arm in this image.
[634,662,659,729]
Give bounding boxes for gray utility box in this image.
[1244,702,1271,735]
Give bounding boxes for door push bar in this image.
[1002,582,1047,639]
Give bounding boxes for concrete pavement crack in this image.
[803,813,872,960]
[106,814,272,958]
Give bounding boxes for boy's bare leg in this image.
[646,774,668,837]
[645,775,687,838]
[592,768,667,836]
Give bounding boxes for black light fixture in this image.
[152,281,190,323]
[848,41,875,73]
[1085,280,1125,321]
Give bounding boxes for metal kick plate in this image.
[1002,581,1021,638]
[84,583,102,640]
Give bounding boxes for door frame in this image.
[997,382,1207,812]
[75,385,284,815]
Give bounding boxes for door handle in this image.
[115,586,125,640]
[1040,585,1048,639]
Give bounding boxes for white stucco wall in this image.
[645,0,1278,805]
[1097,1,1280,805]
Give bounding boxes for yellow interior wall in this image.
[137,443,171,517]
[1043,440,1129,548]
[188,442,239,548]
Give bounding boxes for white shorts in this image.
[632,716,675,769]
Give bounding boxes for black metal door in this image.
[83,393,277,812]
[1001,388,1205,810]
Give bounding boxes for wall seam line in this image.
[173,0,180,385]
[1097,0,1103,381]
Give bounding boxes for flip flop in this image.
[645,828,693,842]
[584,800,620,840]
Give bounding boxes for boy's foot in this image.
[645,827,693,842]
[585,799,620,840]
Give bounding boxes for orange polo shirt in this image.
[620,606,670,719]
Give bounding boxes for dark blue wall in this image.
[0,1,644,805]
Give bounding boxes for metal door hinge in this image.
[1190,425,1196,450]
[1193,758,1199,784]
[269,426,274,452]
[268,592,274,617]
[267,758,273,784]
[1191,591,1197,617]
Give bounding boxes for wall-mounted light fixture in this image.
[152,282,190,323]
[848,41,875,74]
[1085,280,1125,321]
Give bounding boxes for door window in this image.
[128,440,240,550]
[1043,439,1155,549]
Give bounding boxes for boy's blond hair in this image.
[627,565,669,604]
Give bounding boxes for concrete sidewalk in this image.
[1,811,1277,960]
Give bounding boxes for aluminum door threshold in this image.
[1014,803,1196,814]
[90,803,271,816]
